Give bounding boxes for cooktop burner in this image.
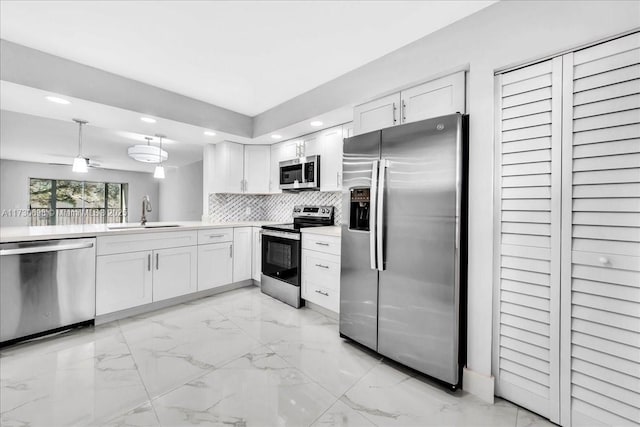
[261,205,335,234]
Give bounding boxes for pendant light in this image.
[153,134,166,179]
[72,119,89,173]
[128,137,168,163]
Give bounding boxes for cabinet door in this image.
[494,58,562,423]
[320,127,344,192]
[198,242,233,291]
[244,145,271,194]
[212,141,244,193]
[303,135,321,157]
[96,251,152,315]
[561,33,640,427]
[353,92,401,135]
[252,227,262,282]
[153,246,197,302]
[269,140,298,193]
[233,227,253,282]
[401,71,466,124]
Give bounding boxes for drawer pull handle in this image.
[209,234,225,238]
[315,289,329,296]
[315,263,329,269]
[315,242,329,246]
[598,257,610,265]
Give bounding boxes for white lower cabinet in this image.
[233,227,253,282]
[301,233,341,313]
[95,226,258,316]
[96,250,153,315]
[252,227,262,282]
[153,246,197,302]
[198,242,233,291]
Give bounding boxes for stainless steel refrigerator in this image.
[340,113,468,389]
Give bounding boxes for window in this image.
[29,178,128,225]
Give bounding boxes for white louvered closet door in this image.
[561,32,640,427]
[494,57,562,423]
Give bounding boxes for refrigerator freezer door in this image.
[377,114,462,385]
[339,131,380,351]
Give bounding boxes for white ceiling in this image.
[0,0,495,116]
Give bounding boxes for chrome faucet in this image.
[141,195,152,225]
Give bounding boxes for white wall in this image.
[158,160,203,221]
[0,159,159,226]
[254,0,639,398]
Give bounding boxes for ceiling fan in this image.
[46,154,102,169]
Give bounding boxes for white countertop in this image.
[300,225,341,237]
[0,221,280,243]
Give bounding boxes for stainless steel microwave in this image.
[279,155,320,191]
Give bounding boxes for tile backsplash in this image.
[208,191,342,224]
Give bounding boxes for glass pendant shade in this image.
[72,119,89,173]
[72,156,88,173]
[153,165,165,179]
[153,134,166,179]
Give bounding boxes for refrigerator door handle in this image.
[369,160,379,270]
[376,159,387,271]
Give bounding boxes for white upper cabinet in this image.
[302,135,321,157]
[210,141,244,193]
[354,92,401,135]
[401,72,466,124]
[244,145,270,194]
[269,140,298,193]
[210,141,270,194]
[353,71,466,135]
[319,127,344,192]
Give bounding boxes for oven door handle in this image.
[261,230,301,241]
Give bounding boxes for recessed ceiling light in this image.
[310,121,323,127]
[140,117,156,123]
[271,134,282,139]
[46,96,71,105]
[204,131,216,136]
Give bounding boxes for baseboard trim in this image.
[463,366,495,403]
[305,300,338,321]
[95,280,254,325]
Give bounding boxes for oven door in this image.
[261,231,300,286]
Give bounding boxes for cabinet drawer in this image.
[302,250,340,291]
[302,234,341,255]
[97,231,198,255]
[303,284,339,313]
[198,228,233,244]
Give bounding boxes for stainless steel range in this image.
[261,205,334,308]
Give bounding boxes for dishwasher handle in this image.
[0,241,94,256]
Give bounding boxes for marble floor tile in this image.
[1,329,149,426]
[516,407,558,427]
[152,347,337,427]
[101,401,160,427]
[342,362,519,427]
[267,334,382,397]
[0,285,550,427]
[311,399,377,427]
[125,318,261,398]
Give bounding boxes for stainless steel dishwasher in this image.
[0,238,96,344]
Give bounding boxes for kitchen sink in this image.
[107,224,181,230]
